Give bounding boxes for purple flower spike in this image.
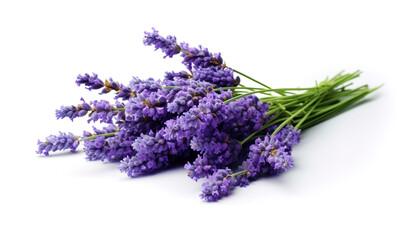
[243,125,300,178]
[200,168,236,202]
[184,155,216,181]
[273,150,294,171]
[88,100,118,124]
[82,125,134,162]
[100,78,120,95]
[193,66,240,87]
[76,73,104,90]
[55,98,92,121]
[36,132,80,156]
[272,125,301,152]
[119,130,171,176]
[128,77,162,95]
[143,28,181,58]
[179,43,223,70]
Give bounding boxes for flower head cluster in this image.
[179,43,223,70]
[142,28,225,72]
[100,78,120,95]
[118,126,190,176]
[163,71,191,85]
[56,98,92,121]
[144,28,181,58]
[76,73,104,90]
[242,126,301,179]
[36,132,79,156]
[176,94,268,180]
[193,66,240,87]
[82,125,135,162]
[200,168,236,202]
[56,98,123,124]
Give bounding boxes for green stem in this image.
[294,95,324,129]
[230,169,248,178]
[300,86,381,129]
[231,69,271,89]
[229,68,286,96]
[270,95,320,137]
[214,86,266,91]
[224,88,304,104]
[80,131,119,141]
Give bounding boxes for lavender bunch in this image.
[36,28,380,202]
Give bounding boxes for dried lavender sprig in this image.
[143,28,282,91]
[76,73,104,90]
[36,132,80,156]
[118,126,191,176]
[82,126,135,162]
[76,74,159,100]
[36,130,119,156]
[200,168,236,202]
[192,66,240,87]
[200,126,300,201]
[76,73,132,99]
[56,98,92,120]
[143,28,181,58]
[55,99,124,123]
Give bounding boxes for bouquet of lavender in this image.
[36,28,380,201]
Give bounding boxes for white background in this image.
[0,0,402,239]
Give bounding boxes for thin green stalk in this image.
[214,86,267,91]
[230,68,271,89]
[307,88,371,119]
[224,88,303,104]
[229,68,286,96]
[80,131,119,141]
[294,95,324,129]
[230,170,248,177]
[300,86,381,129]
[270,95,320,137]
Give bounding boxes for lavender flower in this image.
[242,125,300,178]
[82,125,135,162]
[82,135,109,161]
[193,66,240,87]
[92,124,118,135]
[179,94,268,181]
[166,80,214,115]
[180,43,223,70]
[119,129,170,176]
[164,90,232,142]
[56,98,92,121]
[185,154,216,180]
[143,28,181,58]
[125,89,169,121]
[119,115,194,177]
[111,77,161,101]
[186,130,241,181]
[128,77,162,94]
[222,95,270,140]
[88,100,119,124]
[36,132,79,156]
[200,168,236,202]
[100,78,120,95]
[273,149,294,171]
[165,71,191,80]
[143,29,224,71]
[76,73,104,90]
[272,125,301,152]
